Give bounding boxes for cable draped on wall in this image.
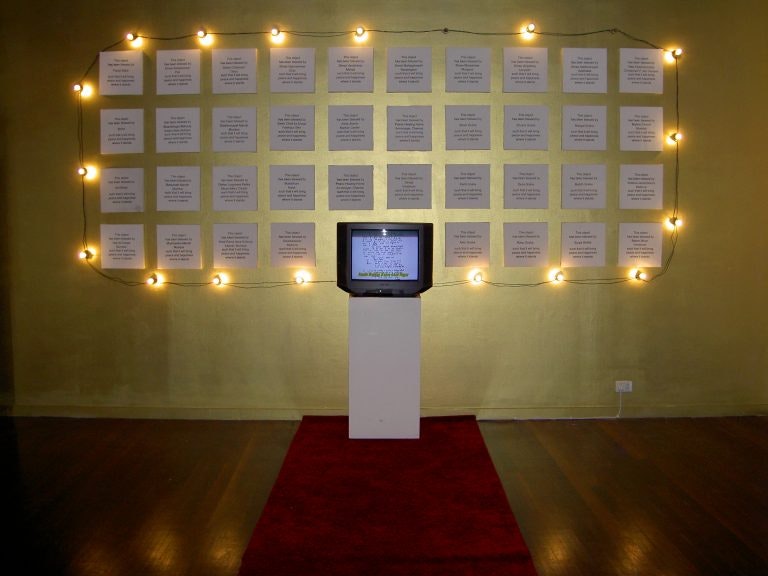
[73,25,683,289]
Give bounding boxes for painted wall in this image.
[2,0,767,419]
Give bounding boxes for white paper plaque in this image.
[100,168,144,213]
[562,164,606,209]
[213,223,258,268]
[387,164,431,209]
[329,165,374,210]
[212,107,257,152]
[503,47,547,93]
[271,223,315,267]
[270,165,315,210]
[270,106,315,151]
[213,49,257,94]
[387,106,431,151]
[504,223,548,267]
[619,164,663,210]
[329,105,373,150]
[563,48,607,93]
[562,105,606,151]
[100,109,144,154]
[620,107,663,151]
[445,164,490,209]
[99,51,143,95]
[157,166,200,211]
[445,222,490,267]
[504,164,548,209]
[213,166,258,211]
[157,224,201,269]
[504,105,548,150]
[387,47,431,92]
[445,47,491,92]
[445,105,490,150]
[156,108,200,153]
[620,48,663,94]
[156,50,200,95]
[270,48,315,93]
[561,223,606,267]
[328,47,373,92]
[100,224,144,269]
[618,223,663,267]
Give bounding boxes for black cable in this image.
[75,26,682,289]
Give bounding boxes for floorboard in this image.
[2,416,766,575]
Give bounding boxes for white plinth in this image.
[348,297,421,439]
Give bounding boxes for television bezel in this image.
[337,222,433,297]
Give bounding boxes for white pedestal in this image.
[348,297,420,439]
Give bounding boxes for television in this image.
[337,222,433,297]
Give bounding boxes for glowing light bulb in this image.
[270,27,284,43]
[83,165,98,181]
[550,270,565,284]
[146,273,164,286]
[629,268,648,281]
[667,131,683,145]
[126,33,143,48]
[354,26,368,42]
[73,83,83,93]
[212,273,228,286]
[295,271,310,285]
[666,216,683,231]
[78,248,95,260]
[665,47,683,63]
[469,270,484,284]
[80,83,94,97]
[197,29,213,46]
[77,167,87,176]
[522,23,536,40]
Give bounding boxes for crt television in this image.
[337,222,433,297]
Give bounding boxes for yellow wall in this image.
[2,0,767,419]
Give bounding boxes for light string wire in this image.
[75,26,681,289]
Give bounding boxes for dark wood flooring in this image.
[2,416,766,575]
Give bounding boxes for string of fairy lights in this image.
[73,23,684,290]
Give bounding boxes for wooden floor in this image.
[2,416,767,575]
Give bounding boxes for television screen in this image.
[337,222,433,297]
[351,228,419,282]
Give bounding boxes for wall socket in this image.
[615,380,633,393]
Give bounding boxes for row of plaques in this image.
[100,222,663,270]
[100,47,665,95]
[100,164,663,213]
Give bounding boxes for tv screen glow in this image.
[337,222,433,297]
[351,229,419,281]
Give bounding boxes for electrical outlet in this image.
[615,380,633,393]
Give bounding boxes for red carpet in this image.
[238,416,537,575]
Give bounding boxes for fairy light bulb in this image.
[78,248,95,260]
[295,271,310,285]
[354,26,368,42]
[629,268,648,281]
[77,166,88,176]
[270,27,284,43]
[665,47,683,63]
[550,270,565,284]
[146,272,164,286]
[126,32,143,48]
[666,216,683,231]
[522,23,536,40]
[197,29,213,46]
[80,83,94,97]
[667,131,683,145]
[470,270,484,284]
[212,273,228,286]
[73,83,83,93]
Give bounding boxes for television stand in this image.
[348,296,421,439]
